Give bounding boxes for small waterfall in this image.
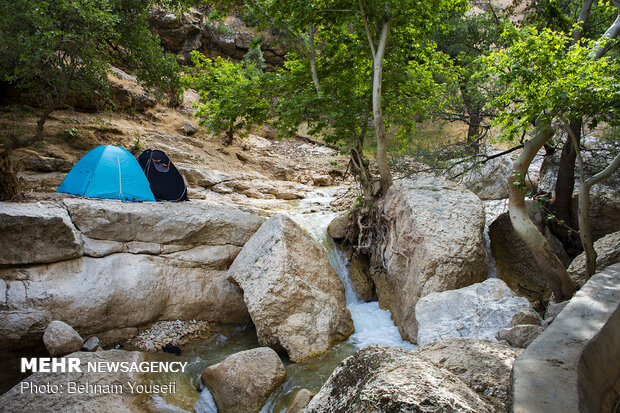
[288,201,414,351]
[483,199,509,279]
[326,243,414,349]
[186,187,415,413]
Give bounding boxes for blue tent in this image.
[57,145,156,201]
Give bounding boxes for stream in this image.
[141,187,414,413]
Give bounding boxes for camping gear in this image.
[137,149,188,201]
[57,145,156,201]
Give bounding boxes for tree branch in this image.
[308,22,322,94]
[592,2,620,59]
[358,0,376,57]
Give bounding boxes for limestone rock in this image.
[201,347,286,413]
[0,253,249,349]
[82,336,100,352]
[496,325,545,348]
[24,156,73,173]
[414,338,522,412]
[179,120,198,136]
[415,278,534,345]
[348,253,376,302]
[81,235,123,258]
[286,389,313,413]
[0,202,83,265]
[511,307,543,327]
[312,175,331,186]
[148,10,286,69]
[570,188,620,242]
[539,150,620,241]
[43,320,83,356]
[0,350,145,412]
[456,153,514,200]
[489,201,570,309]
[304,345,493,412]
[544,300,569,323]
[567,230,620,288]
[373,174,488,342]
[326,214,348,240]
[63,198,264,246]
[227,214,353,361]
[539,146,620,195]
[212,182,234,194]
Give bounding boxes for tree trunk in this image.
[509,119,576,301]
[578,149,620,279]
[461,85,482,153]
[308,23,321,95]
[0,152,21,200]
[372,20,392,193]
[350,107,374,202]
[549,118,581,249]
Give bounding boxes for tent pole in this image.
[118,157,122,198]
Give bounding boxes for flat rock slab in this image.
[512,263,620,413]
[0,253,249,348]
[63,198,264,246]
[0,201,83,265]
[415,278,534,345]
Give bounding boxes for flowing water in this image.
[141,187,414,413]
[483,199,509,279]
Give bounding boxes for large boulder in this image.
[227,214,353,362]
[456,153,514,200]
[43,320,84,356]
[0,202,83,265]
[371,174,488,342]
[415,278,535,345]
[415,338,522,412]
[63,198,264,246]
[304,345,493,412]
[0,350,146,412]
[201,347,286,413]
[489,201,570,309]
[0,251,250,349]
[567,230,620,288]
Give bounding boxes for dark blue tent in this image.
[57,145,155,201]
[137,149,188,201]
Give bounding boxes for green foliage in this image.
[243,0,467,150]
[0,0,189,112]
[432,11,506,144]
[130,134,144,154]
[181,51,271,140]
[483,25,620,141]
[61,128,80,142]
